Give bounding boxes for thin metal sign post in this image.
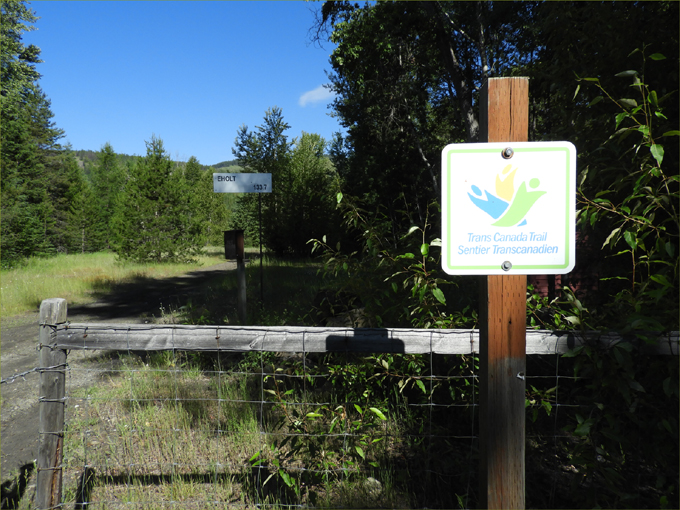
[259,193,263,309]
[214,173,272,320]
[479,77,529,509]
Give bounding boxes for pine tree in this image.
[1,2,79,264]
[230,108,340,256]
[111,136,204,262]
[183,157,230,246]
[196,166,230,245]
[63,155,97,253]
[183,155,202,186]
[90,143,123,249]
[1,86,64,262]
[231,107,292,253]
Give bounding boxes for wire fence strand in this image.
[24,324,678,509]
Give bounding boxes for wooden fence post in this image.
[479,77,529,509]
[36,298,68,509]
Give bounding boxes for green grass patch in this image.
[175,253,330,326]
[0,247,226,317]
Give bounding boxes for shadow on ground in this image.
[66,261,240,322]
[0,462,33,510]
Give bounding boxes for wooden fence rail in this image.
[36,298,678,509]
[54,323,679,356]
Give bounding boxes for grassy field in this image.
[5,249,468,509]
[0,248,227,318]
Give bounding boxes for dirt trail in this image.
[0,261,238,487]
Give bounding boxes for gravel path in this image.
[0,261,238,486]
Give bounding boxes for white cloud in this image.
[299,85,335,107]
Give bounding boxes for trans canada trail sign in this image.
[213,173,272,193]
[441,142,576,275]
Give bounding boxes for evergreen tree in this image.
[0,0,41,112]
[181,157,231,246]
[280,132,340,255]
[63,155,97,253]
[183,155,202,186]
[231,107,293,250]
[90,142,124,249]
[231,108,340,256]
[111,136,204,262]
[1,85,65,262]
[1,1,84,264]
[195,166,230,246]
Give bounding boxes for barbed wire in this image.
[1,366,42,384]
[0,363,67,385]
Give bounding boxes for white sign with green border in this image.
[441,142,576,275]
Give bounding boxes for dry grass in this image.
[62,352,266,508]
[0,248,226,317]
[58,350,414,509]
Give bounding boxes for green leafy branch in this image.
[574,46,679,331]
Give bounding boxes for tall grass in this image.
[0,248,226,317]
[62,351,261,509]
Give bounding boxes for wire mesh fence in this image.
[61,347,482,509]
[29,307,677,509]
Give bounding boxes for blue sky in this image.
[27,1,341,166]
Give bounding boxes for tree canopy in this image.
[112,136,205,263]
[0,0,85,264]
[230,108,340,256]
[314,0,678,330]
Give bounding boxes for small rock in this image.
[364,476,382,499]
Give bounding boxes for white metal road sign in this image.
[213,173,272,193]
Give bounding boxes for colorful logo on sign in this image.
[467,165,546,227]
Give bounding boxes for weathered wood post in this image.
[479,77,529,509]
[37,298,68,509]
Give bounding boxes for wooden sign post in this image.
[479,77,529,509]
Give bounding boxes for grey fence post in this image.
[36,298,67,509]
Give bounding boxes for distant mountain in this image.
[71,149,243,177]
[210,160,241,170]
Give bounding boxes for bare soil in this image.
[0,261,238,489]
